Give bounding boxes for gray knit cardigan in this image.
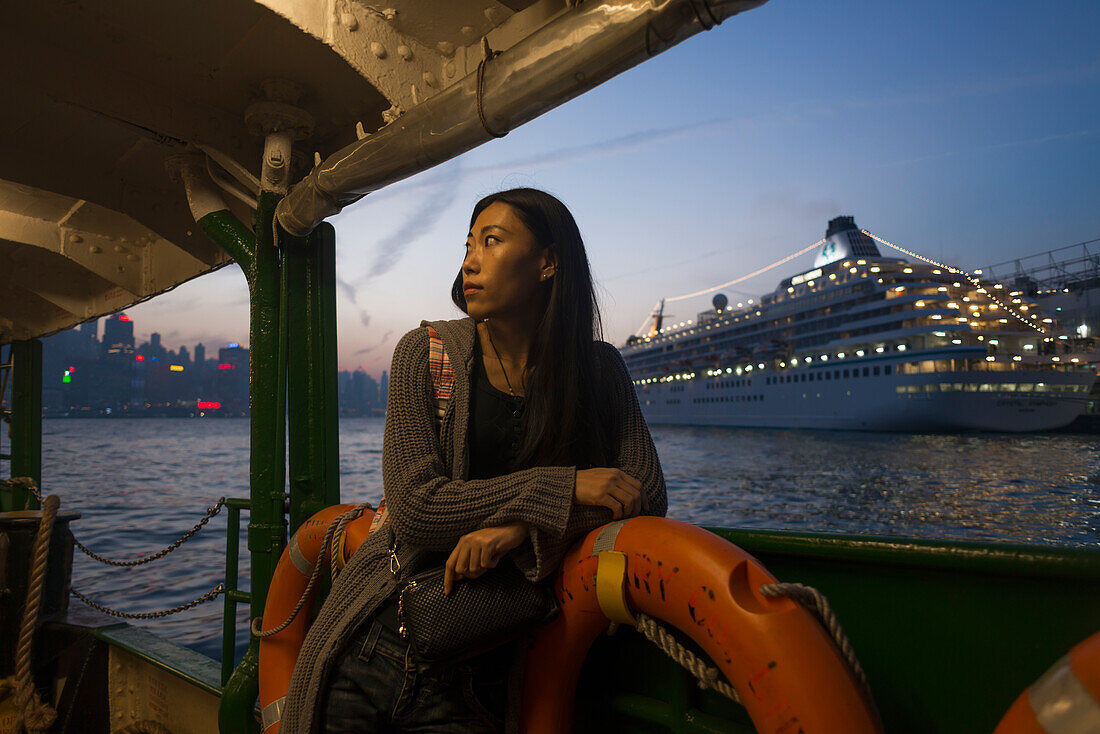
[280,316,668,733]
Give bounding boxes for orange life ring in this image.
[521,516,882,733]
[993,630,1100,733]
[257,504,376,734]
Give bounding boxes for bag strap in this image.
[371,325,453,536]
[426,325,454,422]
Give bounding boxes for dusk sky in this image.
[126,0,1100,378]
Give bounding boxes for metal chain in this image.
[69,583,224,619]
[25,481,226,567]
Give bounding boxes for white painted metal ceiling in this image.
[0,0,766,342]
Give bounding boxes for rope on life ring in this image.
[521,516,883,734]
[255,503,376,734]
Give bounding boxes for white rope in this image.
[252,504,370,639]
[760,581,879,721]
[630,580,878,723]
[632,612,741,703]
[2,489,59,733]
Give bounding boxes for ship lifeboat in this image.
[521,517,881,733]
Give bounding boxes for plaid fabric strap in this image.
[370,326,453,535]
[426,325,454,419]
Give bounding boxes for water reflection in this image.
[38,417,1098,661]
[654,426,1100,545]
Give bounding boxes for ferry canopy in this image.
[0,0,768,344]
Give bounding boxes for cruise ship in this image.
[621,216,1098,431]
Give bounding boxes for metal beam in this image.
[277,0,769,234]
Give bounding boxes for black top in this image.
[468,338,528,480]
[373,339,528,633]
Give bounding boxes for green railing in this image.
[221,497,253,687]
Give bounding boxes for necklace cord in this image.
[485,323,518,397]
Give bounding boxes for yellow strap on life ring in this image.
[596,550,636,625]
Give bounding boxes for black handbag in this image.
[396,558,559,670]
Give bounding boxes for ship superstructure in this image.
[621,216,1097,431]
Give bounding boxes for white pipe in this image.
[178,159,229,222]
[261,131,294,195]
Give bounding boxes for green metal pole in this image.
[285,222,341,531]
[244,191,288,616]
[200,200,285,734]
[7,339,42,510]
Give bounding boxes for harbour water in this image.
[32,417,1100,662]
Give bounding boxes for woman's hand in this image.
[575,468,643,520]
[444,522,529,594]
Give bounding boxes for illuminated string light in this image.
[634,240,824,337]
[861,230,1045,334]
[665,240,825,303]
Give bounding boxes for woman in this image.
[281,188,667,733]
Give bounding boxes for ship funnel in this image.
[814,216,881,268]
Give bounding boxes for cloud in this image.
[334,160,463,332]
[876,127,1100,169]
[361,117,743,203]
[466,117,736,176]
[367,160,463,278]
[355,329,394,355]
[750,189,843,223]
[337,276,371,329]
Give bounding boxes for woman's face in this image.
[461,201,554,321]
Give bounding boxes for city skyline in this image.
[39,312,386,415]
[120,0,1100,379]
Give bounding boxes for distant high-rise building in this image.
[345,370,380,414]
[216,343,250,410]
[102,313,135,356]
[38,320,247,414]
[78,319,100,358]
[101,313,136,408]
[379,370,389,410]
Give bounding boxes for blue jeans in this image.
[320,617,510,733]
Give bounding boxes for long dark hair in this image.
[451,188,612,470]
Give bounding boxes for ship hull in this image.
[638,369,1094,432]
